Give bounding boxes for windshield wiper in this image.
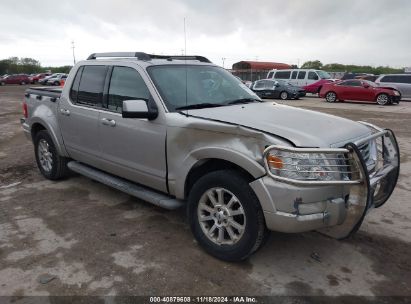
[175,103,224,111]
[227,98,261,105]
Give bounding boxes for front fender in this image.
[172,146,266,199]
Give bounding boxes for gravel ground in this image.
[0,85,410,300]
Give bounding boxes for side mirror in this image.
[122,99,158,120]
[363,84,370,88]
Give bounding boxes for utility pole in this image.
[71,41,76,65]
[222,57,226,68]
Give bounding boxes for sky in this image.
[0,0,410,68]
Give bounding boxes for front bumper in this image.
[251,124,400,239]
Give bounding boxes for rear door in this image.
[58,65,107,167]
[97,65,167,192]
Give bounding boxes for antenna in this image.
[183,18,187,56]
[71,41,76,65]
[222,57,227,68]
[184,17,188,115]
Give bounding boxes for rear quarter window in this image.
[69,66,84,102]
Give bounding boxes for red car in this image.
[29,73,50,84]
[303,79,334,94]
[319,79,401,105]
[0,74,30,86]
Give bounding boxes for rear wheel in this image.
[0,82,5,86]
[34,130,70,180]
[280,91,289,100]
[376,93,389,105]
[20,81,26,85]
[325,91,337,103]
[188,170,268,262]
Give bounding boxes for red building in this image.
[231,61,292,82]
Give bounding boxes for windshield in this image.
[317,70,331,79]
[148,65,260,112]
[277,80,293,86]
[363,80,378,87]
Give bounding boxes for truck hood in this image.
[187,102,372,147]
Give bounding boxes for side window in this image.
[69,66,84,103]
[274,71,291,79]
[340,80,361,86]
[77,66,107,107]
[297,71,306,79]
[291,71,298,79]
[267,72,274,79]
[308,71,319,80]
[381,76,393,83]
[107,66,150,113]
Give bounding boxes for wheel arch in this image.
[30,116,69,157]
[175,147,266,200]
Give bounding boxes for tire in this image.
[325,91,337,103]
[0,82,4,86]
[188,170,268,262]
[21,81,26,85]
[34,130,70,180]
[376,93,389,105]
[279,91,289,100]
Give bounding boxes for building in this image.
[230,61,292,82]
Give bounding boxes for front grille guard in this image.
[263,124,400,239]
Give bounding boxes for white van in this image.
[266,69,332,87]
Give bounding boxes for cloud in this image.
[0,0,410,68]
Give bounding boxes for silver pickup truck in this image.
[21,52,399,261]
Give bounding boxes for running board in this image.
[67,161,184,210]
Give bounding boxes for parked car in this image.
[46,74,67,86]
[355,74,378,82]
[319,79,401,105]
[252,79,305,100]
[21,52,399,261]
[0,74,30,85]
[38,73,63,85]
[266,69,332,87]
[375,74,411,99]
[29,73,51,84]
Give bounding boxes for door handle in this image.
[60,108,70,116]
[101,118,116,127]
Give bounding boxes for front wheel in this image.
[279,91,289,100]
[325,91,337,103]
[376,93,389,105]
[34,130,70,180]
[188,170,268,262]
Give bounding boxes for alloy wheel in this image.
[197,187,246,245]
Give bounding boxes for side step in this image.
[67,161,184,210]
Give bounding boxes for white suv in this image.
[375,74,411,99]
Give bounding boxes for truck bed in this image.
[25,87,62,99]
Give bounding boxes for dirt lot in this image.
[0,85,410,299]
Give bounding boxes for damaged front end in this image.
[261,123,399,239]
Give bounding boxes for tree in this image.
[301,60,323,69]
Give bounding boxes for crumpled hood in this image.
[187,102,372,147]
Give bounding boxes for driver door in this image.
[97,65,167,192]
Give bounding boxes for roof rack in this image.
[87,52,211,63]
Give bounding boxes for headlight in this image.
[264,146,361,184]
[393,90,400,96]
